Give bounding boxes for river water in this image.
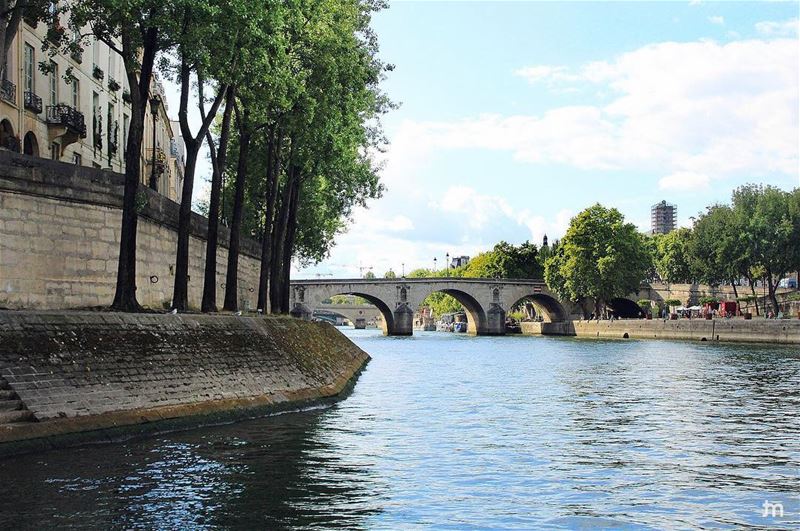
[1,330,798,529]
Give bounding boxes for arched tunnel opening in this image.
[510,294,568,323]
[607,298,645,319]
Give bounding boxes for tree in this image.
[383,270,396,279]
[168,0,235,312]
[363,270,376,279]
[66,0,173,311]
[654,228,694,284]
[0,1,49,81]
[732,184,800,314]
[544,204,651,317]
[689,205,744,299]
[462,241,542,279]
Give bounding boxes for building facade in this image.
[0,11,183,202]
[650,200,677,235]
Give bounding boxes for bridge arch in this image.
[431,288,489,335]
[320,292,395,335]
[509,293,569,323]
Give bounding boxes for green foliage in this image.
[363,271,376,279]
[653,228,694,283]
[699,296,718,305]
[383,270,396,279]
[664,298,682,307]
[637,299,652,310]
[544,204,651,310]
[462,241,542,279]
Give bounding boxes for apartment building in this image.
[0,10,184,203]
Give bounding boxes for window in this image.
[72,152,81,165]
[107,49,115,80]
[92,37,99,67]
[71,78,79,109]
[50,142,60,160]
[49,62,58,106]
[24,44,34,92]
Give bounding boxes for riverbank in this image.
[522,318,800,344]
[0,311,369,457]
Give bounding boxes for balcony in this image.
[24,91,42,114]
[46,104,87,138]
[1,79,16,105]
[147,147,167,174]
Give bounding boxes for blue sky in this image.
[291,1,799,277]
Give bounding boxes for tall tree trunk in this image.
[111,27,157,312]
[729,279,739,301]
[171,61,226,311]
[0,1,24,82]
[768,272,781,315]
[201,85,235,312]
[172,139,201,310]
[257,128,281,312]
[223,109,251,312]
[270,163,296,313]
[749,280,760,316]
[280,175,301,313]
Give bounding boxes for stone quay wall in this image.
[0,150,262,311]
[522,319,800,344]
[0,311,370,455]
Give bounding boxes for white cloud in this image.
[301,33,799,278]
[709,16,725,26]
[658,172,711,191]
[514,65,579,84]
[493,38,799,178]
[755,18,799,37]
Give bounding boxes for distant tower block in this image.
[651,200,677,235]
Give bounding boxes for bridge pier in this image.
[389,303,414,336]
[484,303,506,336]
[290,303,313,320]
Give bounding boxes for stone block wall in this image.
[0,151,261,310]
[521,318,800,344]
[0,312,368,422]
[0,311,369,453]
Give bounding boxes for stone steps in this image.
[0,377,35,424]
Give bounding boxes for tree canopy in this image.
[544,204,651,316]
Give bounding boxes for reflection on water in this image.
[0,331,798,529]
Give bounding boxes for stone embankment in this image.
[0,311,369,456]
[522,319,800,344]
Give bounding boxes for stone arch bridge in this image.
[290,278,570,336]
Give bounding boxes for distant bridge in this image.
[290,278,570,336]
[290,278,796,336]
[313,303,383,325]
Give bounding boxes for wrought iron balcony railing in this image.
[46,104,87,138]
[0,79,16,104]
[147,147,167,174]
[24,91,42,114]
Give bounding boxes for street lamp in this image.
[401,262,405,277]
[148,96,161,191]
[446,252,450,278]
[433,257,437,274]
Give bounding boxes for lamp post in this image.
[148,96,161,191]
[433,257,437,274]
[401,262,405,277]
[446,252,450,278]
